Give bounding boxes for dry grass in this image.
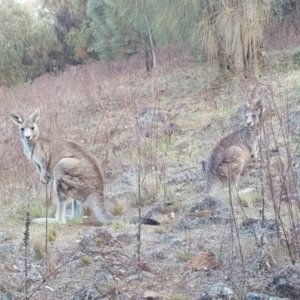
[0,46,300,299]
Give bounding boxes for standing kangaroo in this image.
[204,100,263,196]
[10,110,160,226]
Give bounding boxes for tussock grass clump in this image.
[47,228,59,243]
[79,255,92,267]
[111,201,123,216]
[32,238,45,259]
[112,219,127,230]
[30,201,56,219]
[67,217,83,225]
[174,247,192,262]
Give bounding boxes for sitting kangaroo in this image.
[204,100,263,196]
[10,110,159,225]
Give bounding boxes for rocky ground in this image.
[1,53,300,299]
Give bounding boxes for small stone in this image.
[197,283,238,300]
[144,290,159,299]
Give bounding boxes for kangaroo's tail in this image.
[122,216,160,226]
[87,192,160,226]
[140,217,160,225]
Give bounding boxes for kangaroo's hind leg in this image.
[53,157,83,224]
[53,176,69,224]
[226,146,246,201]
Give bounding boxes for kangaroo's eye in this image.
[31,127,34,130]
[21,128,24,131]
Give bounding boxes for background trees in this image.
[41,0,93,64]
[0,0,299,86]
[0,0,59,86]
[87,0,199,72]
[193,0,271,75]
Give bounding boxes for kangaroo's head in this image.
[10,110,40,141]
[244,100,263,127]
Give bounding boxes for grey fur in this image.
[10,110,159,226]
[205,100,263,195]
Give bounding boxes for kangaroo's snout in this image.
[23,127,34,140]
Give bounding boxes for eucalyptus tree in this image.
[87,0,199,72]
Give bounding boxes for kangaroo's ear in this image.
[29,110,40,123]
[9,114,23,125]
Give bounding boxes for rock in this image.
[244,292,289,300]
[288,110,300,136]
[0,243,14,255]
[0,231,8,243]
[109,170,136,200]
[116,232,135,244]
[267,263,300,299]
[0,292,13,300]
[160,235,183,247]
[189,196,225,215]
[240,218,277,237]
[144,290,159,299]
[79,229,112,250]
[151,250,166,260]
[177,196,229,230]
[31,217,57,224]
[167,167,203,185]
[138,107,170,137]
[237,188,262,207]
[197,283,238,300]
[71,286,103,300]
[177,216,207,230]
[19,264,43,288]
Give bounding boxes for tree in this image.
[41,0,92,65]
[194,0,271,75]
[87,0,200,72]
[0,0,59,86]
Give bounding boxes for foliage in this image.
[87,0,200,71]
[65,20,93,61]
[79,255,92,266]
[0,0,298,84]
[41,0,93,65]
[193,0,272,75]
[0,0,60,86]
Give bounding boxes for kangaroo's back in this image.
[205,100,263,194]
[47,139,104,184]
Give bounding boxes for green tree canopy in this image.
[87,0,200,72]
[0,0,59,86]
[41,0,93,64]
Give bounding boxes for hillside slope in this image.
[1,50,300,299]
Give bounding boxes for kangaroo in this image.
[10,110,160,226]
[204,100,263,196]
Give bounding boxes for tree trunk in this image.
[145,49,153,73]
[144,16,156,73]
